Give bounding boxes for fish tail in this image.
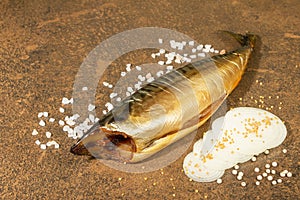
[220,31,257,49]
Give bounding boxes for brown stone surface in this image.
[1,0,299,199]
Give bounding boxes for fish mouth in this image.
[70,122,136,162]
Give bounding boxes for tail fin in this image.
[220,31,257,49]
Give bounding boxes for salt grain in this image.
[232,170,238,175]
[158,61,164,65]
[272,162,278,167]
[116,97,121,102]
[266,169,271,173]
[255,181,260,186]
[234,165,240,170]
[126,64,131,72]
[251,156,257,162]
[35,140,41,146]
[188,41,194,46]
[58,120,65,126]
[216,179,222,184]
[262,172,268,177]
[103,82,109,87]
[121,72,126,77]
[241,182,246,187]
[59,107,65,113]
[43,112,48,117]
[271,180,277,185]
[287,172,292,177]
[267,175,273,181]
[277,179,282,183]
[265,164,271,169]
[40,144,46,150]
[158,38,163,44]
[254,167,260,173]
[271,170,276,175]
[282,149,287,153]
[32,129,38,136]
[39,120,46,127]
[88,104,95,111]
[38,112,43,118]
[82,86,88,91]
[257,175,263,180]
[264,149,270,155]
[49,118,55,123]
[136,66,142,71]
[45,131,51,138]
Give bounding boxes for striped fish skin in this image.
[71,32,257,163]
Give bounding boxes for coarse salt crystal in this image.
[126,92,130,97]
[232,169,238,175]
[277,179,282,183]
[121,72,126,77]
[63,125,70,132]
[254,167,260,172]
[38,112,43,118]
[188,41,194,46]
[159,49,165,54]
[287,172,292,177]
[105,102,114,111]
[196,44,203,50]
[267,175,273,181]
[82,86,88,91]
[264,149,270,154]
[241,182,246,187]
[158,61,164,65]
[59,107,65,113]
[158,38,163,44]
[262,172,268,177]
[198,53,206,57]
[189,55,197,59]
[255,181,260,186]
[62,97,69,104]
[156,70,164,77]
[103,110,107,115]
[147,77,155,83]
[116,97,121,102]
[282,149,287,153]
[257,175,263,180]
[126,64,131,72]
[204,44,212,49]
[35,140,41,146]
[265,164,270,168]
[43,112,48,117]
[214,50,219,54]
[39,120,46,127]
[216,179,222,184]
[110,93,118,99]
[192,48,197,53]
[136,66,142,71]
[108,84,113,88]
[40,144,46,150]
[266,169,271,173]
[271,170,276,174]
[49,118,55,122]
[59,120,65,126]
[32,129,38,136]
[127,87,133,93]
[234,165,240,170]
[271,162,278,167]
[46,131,51,138]
[237,175,243,180]
[251,156,257,162]
[103,82,109,87]
[151,53,156,58]
[88,104,95,111]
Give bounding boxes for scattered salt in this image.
[43,112,48,117]
[40,144,46,150]
[158,61,164,65]
[49,118,55,123]
[216,179,222,184]
[121,72,126,77]
[58,120,65,126]
[158,38,163,44]
[136,66,142,71]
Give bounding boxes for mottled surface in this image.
[1,0,299,199]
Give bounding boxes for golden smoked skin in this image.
[71,32,256,162]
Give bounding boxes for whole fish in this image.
[71,31,257,163]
